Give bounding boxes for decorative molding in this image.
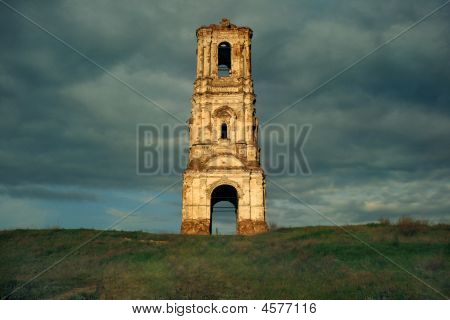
[206,178,244,199]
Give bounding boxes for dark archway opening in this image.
[218,42,231,77]
[210,184,237,235]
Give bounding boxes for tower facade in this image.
[181,18,268,235]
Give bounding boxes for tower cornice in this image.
[196,18,253,38]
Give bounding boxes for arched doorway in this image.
[210,184,238,235]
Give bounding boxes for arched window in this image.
[218,42,231,77]
[221,123,228,139]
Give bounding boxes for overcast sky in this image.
[1,0,449,233]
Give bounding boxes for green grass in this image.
[0,223,449,299]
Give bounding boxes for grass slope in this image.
[0,223,449,299]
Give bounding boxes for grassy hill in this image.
[1,221,449,299]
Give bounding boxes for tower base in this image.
[180,219,210,235]
[180,219,268,236]
[182,170,268,236]
[237,219,269,235]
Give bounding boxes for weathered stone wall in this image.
[181,19,268,235]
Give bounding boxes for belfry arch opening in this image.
[210,184,238,235]
[218,42,231,77]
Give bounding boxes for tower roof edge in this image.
[196,18,253,37]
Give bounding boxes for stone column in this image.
[243,41,251,78]
[211,40,218,78]
[244,104,254,143]
[192,106,199,144]
[203,39,211,77]
[204,108,211,143]
[230,116,236,143]
[254,117,259,146]
[236,105,245,143]
[196,40,204,78]
[239,43,244,78]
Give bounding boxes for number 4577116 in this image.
[261,302,316,314]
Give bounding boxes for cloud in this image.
[266,175,450,226]
[0,185,99,202]
[0,0,449,229]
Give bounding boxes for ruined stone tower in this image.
[181,18,268,235]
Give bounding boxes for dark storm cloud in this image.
[0,0,197,188]
[0,185,98,202]
[0,0,449,227]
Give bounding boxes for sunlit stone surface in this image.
[181,19,268,235]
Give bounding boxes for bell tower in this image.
[181,18,268,235]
